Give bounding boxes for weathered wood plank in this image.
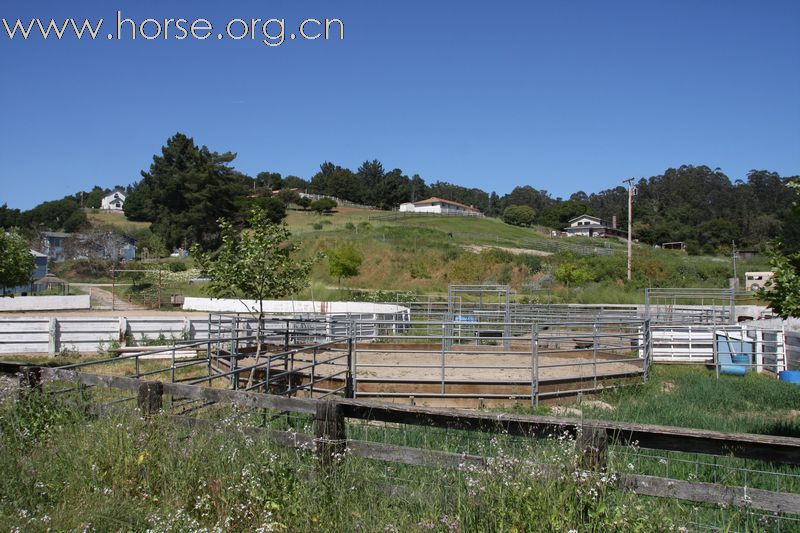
[37,367,800,465]
[78,407,800,513]
[41,368,143,392]
[337,399,800,465]
[163,382,318,414]
[620,474,800,514]
[172,417,800,515]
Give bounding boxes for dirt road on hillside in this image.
[72,283,146,311]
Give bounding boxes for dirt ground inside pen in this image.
[350,351,642,381]
[270,345,644,383]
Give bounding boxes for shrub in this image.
[555,259,593,288]
[296,197,312,210]
[164,261,188,272]
[503,205,535,227]
[249,196,287,224]
[277,189,301,205]
[328,242,364,287]
[310,198,337,214]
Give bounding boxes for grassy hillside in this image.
[85,210,150,233]
[77,207,771,304]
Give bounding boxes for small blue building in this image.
[3,250,48,295]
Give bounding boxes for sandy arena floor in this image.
[268,348,644,383]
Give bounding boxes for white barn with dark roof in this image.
[564,215,626,238]
[398,197,481,216]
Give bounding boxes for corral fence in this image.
[206,313,651,407]
[645,287,759,325]
[786,331,800,371]
[7,363,800,530]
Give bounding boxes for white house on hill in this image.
[101,191,126,211]
[564,215,626,238]
[399,197,481,216]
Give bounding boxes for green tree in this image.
[22,198,86,232]
[124,133,250,250]
[277,189,301,206]
[310,198,337,214]
[328,242,364,288]
[0,204,22,229]
[296,197,312,210]
[0,231,35,294]
[758,247,800,318]
[282,175,309,190]
[193,208,320,386]
[246,196,287,224]
[503,185,554,213]
[256,171,283,190]
[502,205,535,227]
[758,180,800,318]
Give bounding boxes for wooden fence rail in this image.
[31,367,800,466]
[11,366,800,515]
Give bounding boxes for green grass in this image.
[0,391,780,532]
[85,209,151,233]
[65,207,768,305]
[573,365,800,435]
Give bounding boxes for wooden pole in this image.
[577,424,608,471]
[624,178,635,282]
[315,400,346,470]
[137,381,163,416]
[18,366,42,400]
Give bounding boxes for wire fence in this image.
[19,369,800,532]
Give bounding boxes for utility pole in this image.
[731,240,738,286]
[623,178,635,282]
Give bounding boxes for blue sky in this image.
[1,0,798,210]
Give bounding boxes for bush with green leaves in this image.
[502,205,536,227]
[555,257,594,289]
[0,230,35,293]
[328,242,364,287]
[758,246,800,318]
[277,189,301,205]
[310,198,337,214]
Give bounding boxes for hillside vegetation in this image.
[4,132,782,302]
[54,205,768,304]
[282,208,767,303]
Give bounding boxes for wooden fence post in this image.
[137,381,163,416]
[577,424,608,471]
[18,366,42,400]
[315,400,346,470]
